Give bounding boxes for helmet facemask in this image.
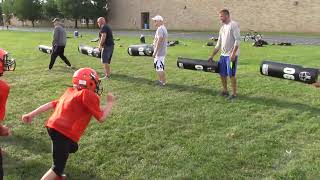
[90,72,103,96]
[4,53,16,71]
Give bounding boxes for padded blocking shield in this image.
[177,57,219,73]
[128,44,154,56]
[260,60,319,84]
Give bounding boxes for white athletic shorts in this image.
[154,56,165,72]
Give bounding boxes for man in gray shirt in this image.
[152,15,168,86]
[208,9,240,100]
[49,18,72,70]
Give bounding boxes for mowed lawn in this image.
[0,30,320,180]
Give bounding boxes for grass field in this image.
[1,30,320,179]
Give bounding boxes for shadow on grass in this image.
[237,95,320,115]
[2,133,51,154]
[3,153,103,180]
[112,73,219,96]
[2,131,103,179]
[112,73,320,115]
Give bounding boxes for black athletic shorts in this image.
[101,45,114,64]
[47,128,78,176]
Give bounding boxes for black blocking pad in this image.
[177,57,219,73]
[38,45,52,54]
[128,44,154,56]
[78,45,101,58]
[260,60,319,84]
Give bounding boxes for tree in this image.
[2,0,14,25]
[56,0,110,28]
[56,0,84,28]
[82,0,111,28]
[13,0,43,27]
[0,3,2,25]
[43,0,61,20]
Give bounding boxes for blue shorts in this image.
[101,45,114,64]
[218,56,238,77]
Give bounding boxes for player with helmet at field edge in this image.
[21,68,116,180]
[0,48,16,179]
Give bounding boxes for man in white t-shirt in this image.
[209,9,241,100]
[152,15,168,86]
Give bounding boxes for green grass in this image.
[1,30,320,179]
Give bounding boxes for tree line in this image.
[0,0,110,28]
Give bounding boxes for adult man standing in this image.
[208,9,241,100]
[97,17,114,79]
[152,15,168,86]
[49,18,72,70]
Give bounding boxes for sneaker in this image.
[227,95,237,101]
[159,82,166,87]
[219,91,229,97]
[154,80,162,85]
[99,75,110,80]
[67,65,77,70]
[155,80,166,87]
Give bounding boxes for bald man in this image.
[97,17,115,79]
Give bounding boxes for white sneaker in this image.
[99,75,110,80]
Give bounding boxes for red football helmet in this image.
[0,48,16,76]
[72,68,103,95]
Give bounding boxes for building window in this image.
[141,12,150,29]
[80,18,86,25]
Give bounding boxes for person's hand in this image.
[22,113,34,124]
[106,93,116,103]
[0,125,11,136]
[208,56,213,62]
[230,53,236,62]
[98,44,103,50]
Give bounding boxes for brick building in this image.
[108,0,320,33]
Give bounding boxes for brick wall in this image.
[108,0,320,33]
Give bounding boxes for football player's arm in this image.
[231,23,241,62]
[209,32,221,61]
[153,30,164,57]
[154,36,164,55]
[21,102,55,123]
[52,28,59,46]
[99,33,107,49]
[98,93,115,123]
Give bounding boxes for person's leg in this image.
[230,76,237,96]
[218,56,228,94]
[154,57,166,85]
[44,128,71,180]
[41,169,59,180]
[49,46,59,70]
[102,46,114,78]
[158,57,166,84]
[58,46,71,67]
[103,63,111,77]
[228,57,238,98]
[158,71,166,84]
[220,76,228,92]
